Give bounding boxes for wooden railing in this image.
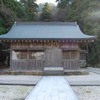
[11,60,45,70]
[62,59,80,70]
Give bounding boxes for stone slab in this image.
[44,67,63,71]
[25,76,78,100]
[44,67,64,75]
[0,75,42,85]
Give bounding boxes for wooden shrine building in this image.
[0,22,95,71]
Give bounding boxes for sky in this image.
[36,0,57,5]
[17,0,57,5]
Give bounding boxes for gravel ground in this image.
[72,86,100,100]
[65,72,100,86]
[0,85,33,100]
[0,72,100,100]
[0,85,100,100]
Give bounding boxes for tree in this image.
[0,14,6,34]
[0,0,16,34]
[20,0,38,21]
[0,0,29,34]
[55,0,72,21]
[0,0,38,34]
[40,3,51,21]
[56,0,72,8]
[66,0,100,66]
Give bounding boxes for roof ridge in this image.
[15,21,77,26]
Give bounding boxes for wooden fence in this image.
[11,60,45,70]
[62,59,80,70]
[11,59,80,70]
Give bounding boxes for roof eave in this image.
[0,37,96,40]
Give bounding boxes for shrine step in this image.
[44,67,64,75]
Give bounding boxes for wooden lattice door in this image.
[45,48,62,67]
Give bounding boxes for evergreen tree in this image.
[20,0,38,21]
[40,3,51,21]
[0,0,38,34]
[56,0,72,8]
[0,0,16,34]
[55,0,72,21]
[66,0,100,66]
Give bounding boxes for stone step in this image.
[44,67,64,75]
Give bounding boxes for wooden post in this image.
[10,48,13,70]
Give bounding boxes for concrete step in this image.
[44,67,64,75]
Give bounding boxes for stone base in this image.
[44,67,64,75]
[0,70,43,75]
[64,70,89,75]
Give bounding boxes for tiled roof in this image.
[0,22,95,40]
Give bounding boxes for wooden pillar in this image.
[10,48,13,70]
[86,42,89,60]
[77,46,81,69]
[27,50,29,60]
